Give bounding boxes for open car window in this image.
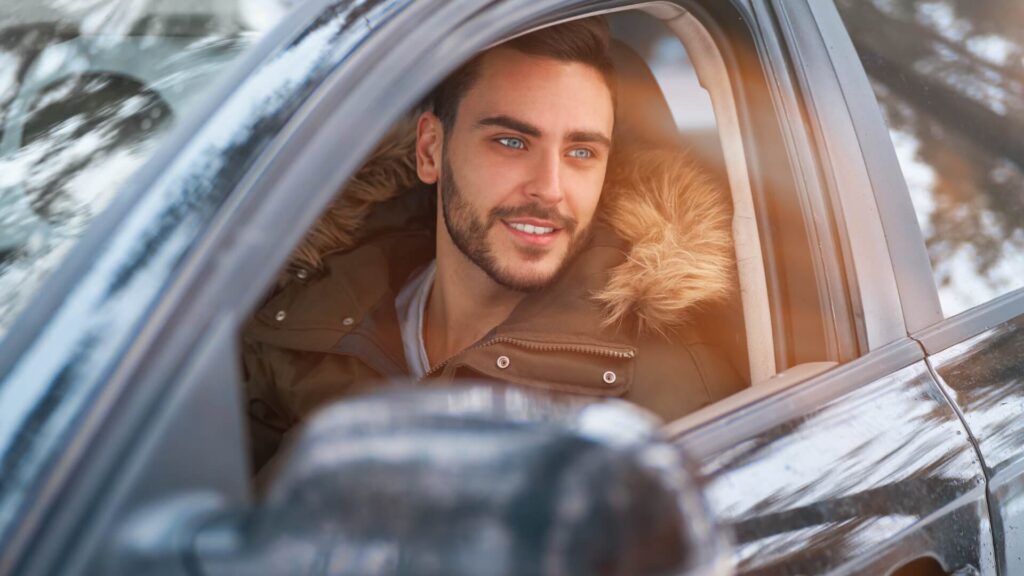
[238,8,799,476]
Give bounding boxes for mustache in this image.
[488,203,577,233]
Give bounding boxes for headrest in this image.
[609,40,680,151]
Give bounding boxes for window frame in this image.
[656,5,777,384]
[214,0,865,389]
[687,0,869,373]
[770,0,944,342]
[915,288,1024,356]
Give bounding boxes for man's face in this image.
[421,48,614,292]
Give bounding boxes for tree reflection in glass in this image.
[835,0,1024,317]
[0,0,288,336]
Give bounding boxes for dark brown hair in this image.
[431,17,615,136]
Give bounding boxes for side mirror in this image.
[193,386,732,575]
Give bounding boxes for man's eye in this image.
[568,148,594,159]
[497,137,526,150]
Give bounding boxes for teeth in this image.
[509,222,555,235]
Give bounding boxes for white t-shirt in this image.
[395,260,436,379]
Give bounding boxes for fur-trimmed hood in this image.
[288,118,734,334]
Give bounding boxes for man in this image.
[243,18,742,472]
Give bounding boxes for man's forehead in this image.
[458,48,614,137]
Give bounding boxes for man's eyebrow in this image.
[476,115,611,148]
[476,115,542,137]
[568,130,612,148]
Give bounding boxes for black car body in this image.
[0,0,1021,574]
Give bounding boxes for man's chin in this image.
[486,262,562,293]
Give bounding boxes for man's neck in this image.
[424,238,526,369]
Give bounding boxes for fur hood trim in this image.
[289,121,419,271]
[289,119,734,333]
[596,148,734,333]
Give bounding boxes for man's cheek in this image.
[573,181,605,223]
[476,151,520,179]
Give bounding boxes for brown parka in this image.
[241,120,744,471]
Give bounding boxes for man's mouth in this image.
[501,218,562,245]
[507,222,556,235]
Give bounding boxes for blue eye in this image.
[497,137,526,150]
[568,148,594,159]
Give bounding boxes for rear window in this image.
[835,0,1024,317]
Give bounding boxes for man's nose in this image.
[525,150,564,205]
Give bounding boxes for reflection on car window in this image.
[0,0,291,337]
[835,0,1024,317]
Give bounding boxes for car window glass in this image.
[834,0,1024,317]
[0,0,292,337]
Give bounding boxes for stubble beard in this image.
[439,153,592,293]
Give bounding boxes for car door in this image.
[921,299,1024,576]
[673,349,991,575]
[666,1,997,574]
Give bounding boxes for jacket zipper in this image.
[423,336,636,380]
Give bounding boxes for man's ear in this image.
[416,111,443,184]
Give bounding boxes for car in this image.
[0,0,1021,574]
